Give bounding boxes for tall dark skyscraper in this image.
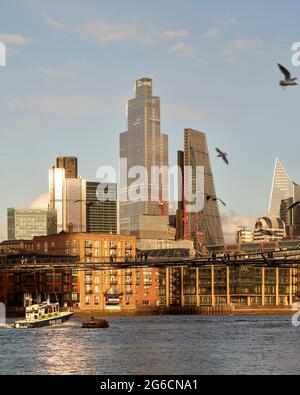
[56,156,78,179]
[120,78,169,236]
[183,129,224,248]
[86,182,118,234]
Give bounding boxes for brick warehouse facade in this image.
[33,233,160,314]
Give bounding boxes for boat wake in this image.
[0,323,12,329]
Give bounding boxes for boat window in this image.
[45,308,49,314]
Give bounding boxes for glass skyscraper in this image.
[182,129,224,248]
[120,78,169,236]
[269,158,300,217]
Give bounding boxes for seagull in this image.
[278,64,298,87]
[216,148,229,165]
[206,195,227,207]
[288,201,300,210]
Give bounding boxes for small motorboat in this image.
[82,317,109,329]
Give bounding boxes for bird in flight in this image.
[206,195,227,207]
[288,201,300,210]
[278,64,298,87]
[216,148,229,165]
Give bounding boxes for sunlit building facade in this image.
[65,178,86,233]
[49,167,65,233]
[7,208,56,240]
[120,78,169,237]
[182,129,224,248]
[269,158,300,217]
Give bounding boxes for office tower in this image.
[280,198,300,238]
[253,215,286,242]
[86,182,118,234]
[49,158,86,233]
[176,150,185,240]
[65,178,86,233]
[56,156,78,179]
[236,227,253,244]
[120,78,169,237]
[49,167,65,233]
[183,129,224,248]
[269,159,300,217]
[7,208,57,240]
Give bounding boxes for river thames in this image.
[0,315,299,375]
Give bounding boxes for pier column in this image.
[226,266,230,305]
[276,268,280,307]
[196,268,200,307]
[181,267,185,307]
[166,268,170,308]
[262,268,265,306]
[211,266,215,307]
[289,268,293,307]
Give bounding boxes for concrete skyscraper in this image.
[178,129,224,248]
[86,182,118,234]
[49,157,86,233]
[56,156,78,179]
[120,78,169,237]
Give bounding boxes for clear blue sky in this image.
[1,0,300,239]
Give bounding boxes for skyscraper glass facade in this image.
[183,129,224,248]
[120,78,169,236]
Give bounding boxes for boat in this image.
[82,317,109,329]
[13,302,73,329]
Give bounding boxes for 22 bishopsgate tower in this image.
[120,78,169,237]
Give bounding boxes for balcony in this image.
[126,280,133,286]
[85,289,93,295]
[110,244,117,250]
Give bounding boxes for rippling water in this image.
[0,315,299,375]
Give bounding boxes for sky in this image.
[0,0,300,242]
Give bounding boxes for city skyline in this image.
[1,0,300,242]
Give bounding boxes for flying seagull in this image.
[206,195,227,207]
[216,148,229,165]
[278,64,298,87]
[288,201,300,210]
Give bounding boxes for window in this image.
[95,249,100,257]
[95,285,100,294]
[95,241,100,248]
[94,297,100,305]
[65,249,70,256]
[85,296,90,305]
[143,301,150,306]
[51,242,55,248]
[72,240,78,247]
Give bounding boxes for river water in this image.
[0,315,299,375]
